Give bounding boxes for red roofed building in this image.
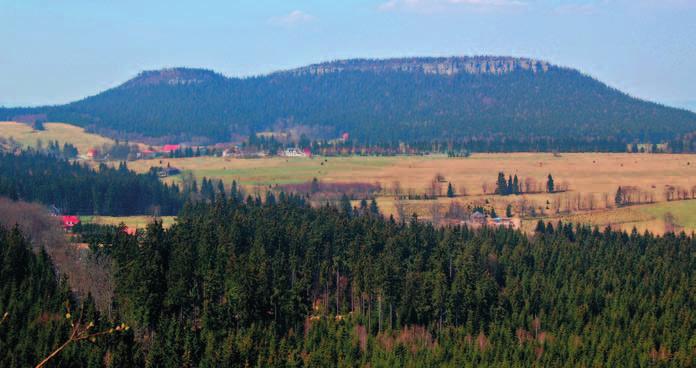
[123,226,137,235]
[161,144,181,153]
[61,216,80,231]
[86,148,99,159]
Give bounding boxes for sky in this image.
[1,0,695,111]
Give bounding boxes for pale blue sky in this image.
[1,0,695,110]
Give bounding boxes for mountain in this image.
[3,57,696,148]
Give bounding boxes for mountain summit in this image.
[119,68,224,88]
[2,56,695,148]
[280,57,551,77]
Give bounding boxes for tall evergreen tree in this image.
[547,174,555,193]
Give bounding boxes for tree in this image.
[506,204,513,218]
[340,194,352,215]
[512,175,520,194]
[490,207,498,218]
[32,120,45,131]
[615,186,624,207]
[369,199,380,215]
[535,220,546,233]
[495,172,508,195]
[546,174,555,193]
[446,182,455,198]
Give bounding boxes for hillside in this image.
[3,57,696,147]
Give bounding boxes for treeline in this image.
[40,195,690,366]
[493,172,562,195]
[0,150,183,215]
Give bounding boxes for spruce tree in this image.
[615,186,623,207]
[496,172,507,195]
[369,198,379,215]
[447,182,454,198]
[547,174,555,193]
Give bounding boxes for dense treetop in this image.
[2,57,695,147]
[16,194,689,366]
[0,150,182,216]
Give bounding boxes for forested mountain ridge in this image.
[3,56,696,147]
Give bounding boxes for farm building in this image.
[282,147,309,157]
[157,166,181,178]
[138,149,158,159]
[86,148,99,160]
[487,217,520,229]
[161,144,181,153]
[61,216,80,231]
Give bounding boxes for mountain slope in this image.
[3,57,696,147]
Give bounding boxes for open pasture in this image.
[122,152,696,234]
[126,152,696,196]
[524,199,696,234]
[0,121,115,154]
[79,215,177,229]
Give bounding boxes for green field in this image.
[523,199,696,234]
[128,156,398,186]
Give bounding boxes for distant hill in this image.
[3,57,696,149]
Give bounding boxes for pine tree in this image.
[359,199,368,210]
[230,180,238,201]
[535,220,546,233]
[446,182,455,198]
[512,175,520,194]
[615,186,623,207]
[506,204,513,218]
[495,172,508,195]
[340,194,352,216]
[369,198,379,215]
[547,174,555,193]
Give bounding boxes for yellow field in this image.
[0,121,115,154]
[121,152,696,234]
[80,215,177,229]
[125,152,696,194]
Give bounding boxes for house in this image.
[138,149,158,160]
[61,216,80,231]
[161,144,181,153]
[469,211,486,224]
[86,148,99,160]
[122,226,137,235]
[157,166,181,178]
[486,217,520,229]
[283,147,308,157]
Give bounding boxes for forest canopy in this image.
[3,194,693,367]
